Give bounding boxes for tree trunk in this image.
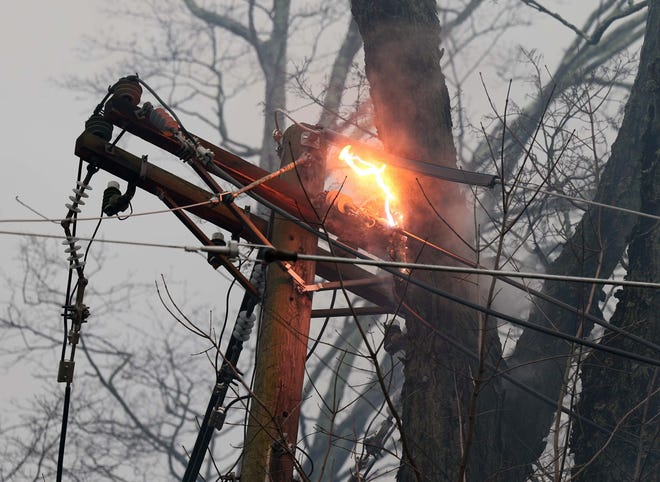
[259,0,290,172]
[351,2,503,480]
[571,1,660,479]
[500,2,656,478]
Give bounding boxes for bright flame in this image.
[338,145,398,226]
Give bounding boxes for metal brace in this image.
[282,261,307,292]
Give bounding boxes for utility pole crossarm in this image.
[103,96,322,225]
[75,130,394,310]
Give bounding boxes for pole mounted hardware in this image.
[102,180,136,216]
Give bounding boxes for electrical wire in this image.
[305,289,338,361]
[383,265,660,367]
[272,252,660,290]
[2,197,222,224]
[4,229,658,291]
[505,181,660,221]
[135,76,199,147]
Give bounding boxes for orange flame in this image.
[338,145,398,227]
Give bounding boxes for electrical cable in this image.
[505,181,660,221]
[135,76,199,147]
[56,384,71,482]
[396,228,660,356]
[82,208,104,267]
[384,266,660,366]
[1,197,221,224]
[259,250,660,290]
[4,229,658,292]
[4,229,659,365]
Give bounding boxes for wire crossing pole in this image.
[241,125,324,481]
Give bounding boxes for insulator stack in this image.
[112,76,142,106]
[63,237,84,269]
[66,180,93,215]
[249,261,267,299]
[232,311,256,341]
[84,114,113,141]
[149,107,179,133]
[63,179,93,269]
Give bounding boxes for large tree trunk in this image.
[500,2,656,478]
[351,2,503,480]
[571,1,660,479]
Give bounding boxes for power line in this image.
[1,198,221,224]
[507,182,660,221]
[5,228,659,364]
[254,249,660,290]
[4,229,658,290]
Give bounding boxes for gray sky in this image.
[0,1,228,407]
[0,1,103,403]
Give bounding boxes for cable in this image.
[4,229,657,292]
[383,266,660,367]
[505,181,660,221]
[56,384,71,482]
[259,250,660,290]
[305,289,338,361]
[2,197,221,224]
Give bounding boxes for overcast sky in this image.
[0,1,233,407]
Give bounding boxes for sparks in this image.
[338,145,398,227]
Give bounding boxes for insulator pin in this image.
[149,107,179,133]
[112,76,142,106]
[84,114,113,141]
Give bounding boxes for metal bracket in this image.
[282,261,307,291]
[301,275,392,293]
[300,130,321,150]
[209,407,226,430]
[57,360,75,384]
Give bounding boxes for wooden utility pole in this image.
[241,125,324,481]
